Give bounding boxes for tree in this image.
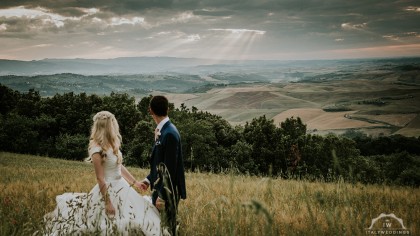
[0,84,20,115]
[101,92,141,142]
[137,95,153,121]
[124,120,154,167]
[15,88,41,118]
[229,141,256,174]
[0,113,39,153]
[243,115,281,175]
[279,116,308,177]
[280,116,306,141]
[35,114,59,156]
[54,133,88,161]
[299,134,327,178]
[178,119,218,172]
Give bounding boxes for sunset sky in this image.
[0,0,419,61]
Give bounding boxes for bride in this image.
[44,111,161,236]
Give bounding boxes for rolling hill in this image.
[1,57,419,137]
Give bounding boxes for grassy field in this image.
[1,152,419,235]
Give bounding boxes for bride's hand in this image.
[105,201,116,217]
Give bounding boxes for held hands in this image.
[135,180,150,191]
[132,179,164,210]
[133,180,164,210]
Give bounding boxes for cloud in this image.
[0,6,102,36]
[109,16,145,26]
[341,22,367,31]
[0,0,419,60]
[192,8,233,17]
[0,6,69,28]
[404,6,420,12]
[383,35,399,41]
[0,0,174,15]
[170,11,197,23]
[186,34,200,42]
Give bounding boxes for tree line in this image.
[1,84,419,186]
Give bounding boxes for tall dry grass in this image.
[0,152,419,235]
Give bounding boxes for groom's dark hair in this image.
[150,95,169,116]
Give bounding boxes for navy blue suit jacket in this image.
[147,121,187,205]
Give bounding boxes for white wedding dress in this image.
[44,146,161,236]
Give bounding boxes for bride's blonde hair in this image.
[88,111,122,163]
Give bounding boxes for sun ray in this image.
[198,29,266,60]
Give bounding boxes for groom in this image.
[139,95,187,235]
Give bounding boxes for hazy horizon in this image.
[1,0,419,61]
[2,55,420,63]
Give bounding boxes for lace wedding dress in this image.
[44,146,161,236]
